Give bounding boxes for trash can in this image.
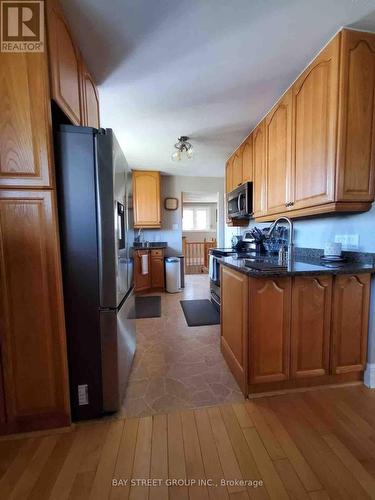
[165,257,181,293]
[179,255,185,288]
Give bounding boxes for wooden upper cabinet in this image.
[291,34,340,210]
[291,276,332,379]
[0,52,53,188]
[253,121,266,217]
[331,273,370,374]
[242,135,253,183]
[336,30,375,202]
[221,266,248,394]
[47,0,82,124]
[0,190,70,432]
[265,89,292,215]
[80,59,100,128]
[225,157,234,194]
[232,150,243,189]
[133,171,161,228]
[249,277,291,384]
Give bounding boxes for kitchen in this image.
[1,0,375,498]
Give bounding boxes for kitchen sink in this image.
[133,241,167,248]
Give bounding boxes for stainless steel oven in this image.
[227,182,253,219]
[209,248,236,311]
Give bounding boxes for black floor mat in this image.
[133,296,161,319]
[180,299,220,327]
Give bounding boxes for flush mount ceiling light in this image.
[171,136,194,161]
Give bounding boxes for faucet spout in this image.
[268,216,294,261]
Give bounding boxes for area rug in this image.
[180,299,220,326]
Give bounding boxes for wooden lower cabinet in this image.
[134,250,151,292]
[0,190,70,434]
[331,274,370,374]
[220,268,371,395]
[249,277,291,384]
[134,249,165,292]
[151,250,165,288]
[291,276,332,378]
[0,357,5,425]
[221,266,248,394]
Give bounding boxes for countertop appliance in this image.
[227,182,253,219]
[55,125,135,420]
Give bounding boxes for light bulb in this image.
[171,150,181,161]
[186,146,194,159]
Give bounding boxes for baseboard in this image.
[364,363,375,388]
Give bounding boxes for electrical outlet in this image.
[334,234,359,250]
[78,384,89,405]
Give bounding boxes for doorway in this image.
[181,191,218,274]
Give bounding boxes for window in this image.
[183,206,211,231]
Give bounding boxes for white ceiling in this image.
[62,0,375,177]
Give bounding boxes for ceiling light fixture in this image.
[171,136,194,161]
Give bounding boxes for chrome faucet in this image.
[136,228,144,243]
[268,216,294,261]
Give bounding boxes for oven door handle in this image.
[237,193,243,214]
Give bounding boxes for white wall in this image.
[141,175,224,256]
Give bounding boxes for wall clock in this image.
[164,197,179,210]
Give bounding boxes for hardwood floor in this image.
[1,385,375,499]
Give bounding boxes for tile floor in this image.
[121,274,244,417]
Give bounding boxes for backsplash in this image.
[225,203,375,253]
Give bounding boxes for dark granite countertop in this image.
[133,242,168,250]
[219,253,375,278]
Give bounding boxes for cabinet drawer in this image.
[151,249,164,257]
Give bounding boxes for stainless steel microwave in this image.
[227,182,253,219]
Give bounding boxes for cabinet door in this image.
[134,251,151,291]
[151,257,165,288]
[253,121,267,217]
[336,30,375,202]
[291,34,340,209]
[291,276,332,379]
[331,274,370,374]
[232,150,243,189]
[242,135,253,183]
[133,171,161,228]
[226,158,234,194]
[0,52,53,188]
[221,266,248,393]
[80,60,100,128]
[249,277,291,384]
[0,190,70,433]
[47,0,82,125]
[265,90,292,215]
[0,356,5,426]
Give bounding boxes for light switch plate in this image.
[172,223,178,230]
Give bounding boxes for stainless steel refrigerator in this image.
[55,125,135,420]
